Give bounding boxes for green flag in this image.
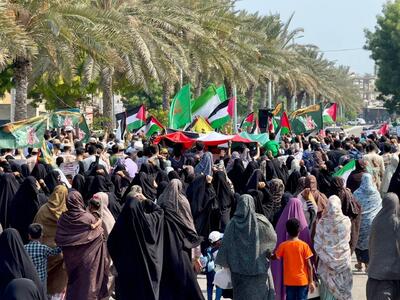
[169,84,191,129]
[50,110,81,129]
[290,104,323,135]
[0,116,47,148]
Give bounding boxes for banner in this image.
[0,116,47,149]
[290,104,323,135]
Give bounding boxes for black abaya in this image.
[0,229,45,299]
[227,159,245,194]
[9,177,47,244]
[30,164,47,181]
[3,278,41,300]
[72,174,85,195]
[108,197,164,300]
[44,170,61,194]
[212,171,234,231]
[0,173,19,228]
[186,175,216,238]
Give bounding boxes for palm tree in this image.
[4,0,122,121]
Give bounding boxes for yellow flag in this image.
[192,116,213,133]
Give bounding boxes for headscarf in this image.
[0,173,19,228]
[212,171,234,210]
[72,174,85,195]
[245,169,266,192]
[226,151,240,173]
[91,192,116,237]
[167,170,180,181]
[387,154,400,198]
[9,176,47,243]
[243,160,259,183]
[330,177,361,253]
[158,179,196,232]
[129,172,157,201]
[272,158,288,185]
[353,173,382,250]
[269,179,284,214]
[272,197,312,300]
[272,192,292,227]
[368,193,400,280]
[286,170,301,195]
[44,170,61,194]
[248,189,267,216]
[30,164,47,181]
[294,176,306,196]
[347,159,367,193]
[107,196,164,300]
[194,152,213,176]
[227,159,245,194]
[44,185,68,219]
[0,228,45,299]
[216,194,276,275]
[3,278,41,300]
[288,157,300,175]
[304,175,328,215]
[55,191,103,247]
[314,196,352,300]
[156,181,168,199]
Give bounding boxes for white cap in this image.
[208,231,223,243]
[65,125,74,132]
[133,140,143,151]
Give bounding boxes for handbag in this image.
[213,267,232,289]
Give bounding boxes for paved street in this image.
[198,256,368,299]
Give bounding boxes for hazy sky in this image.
[235,0,388,75]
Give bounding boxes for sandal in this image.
[354,263,362,271]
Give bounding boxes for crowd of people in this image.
[0,127,399,300]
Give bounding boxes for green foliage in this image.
[365,1,400,113]
[345,110,358,121]
[92,116,112,131]
[29,75,98,110]
[0,67,13,97]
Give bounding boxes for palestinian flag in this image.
[252,118,260,134]
[323,103,337,124]
[268,116,279,133]
[240,112,255,129]
[290,104,323,135]
[115,111,126,141]
[169,84,192,130]
[127,105,146,132]
[378,123,389,136]
[333,159,356,186]
[208,97,235,129]
[191,85,224,119]
[280,111,291,134]
[143,116,164,138]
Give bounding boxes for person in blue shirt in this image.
[200,231,223,300]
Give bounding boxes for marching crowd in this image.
[0,128,399,300]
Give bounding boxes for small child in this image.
[271,218,315,300]
[200,231,223,300]
[24,223,62,294]
[88,198,102,229]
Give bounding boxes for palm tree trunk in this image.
[14,57,31,121]
[246,83,255,113]
[195,73,203,97]
[100,67,114,129]
[224,77,234,99]
[162,81,172,110]
[259,81,267,108]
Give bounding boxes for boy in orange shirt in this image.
[272,218,315,300]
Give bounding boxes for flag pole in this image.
[233,84,238,133]
[268,80,272,109]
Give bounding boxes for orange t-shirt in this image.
[275,239,313,286]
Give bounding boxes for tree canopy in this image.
[0,0,362,122]
[365,0,400,114]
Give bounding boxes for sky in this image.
[235,0,388,75]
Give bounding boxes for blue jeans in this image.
[206,271,222,300]
[286,285,309,300]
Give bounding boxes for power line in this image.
[319,48,365,53]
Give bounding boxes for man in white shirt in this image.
[82,145,108,172]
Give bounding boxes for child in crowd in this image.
[272,218,315,300]
[200,231,223,300]
[24,223,62,294]
[88,198,102,229]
